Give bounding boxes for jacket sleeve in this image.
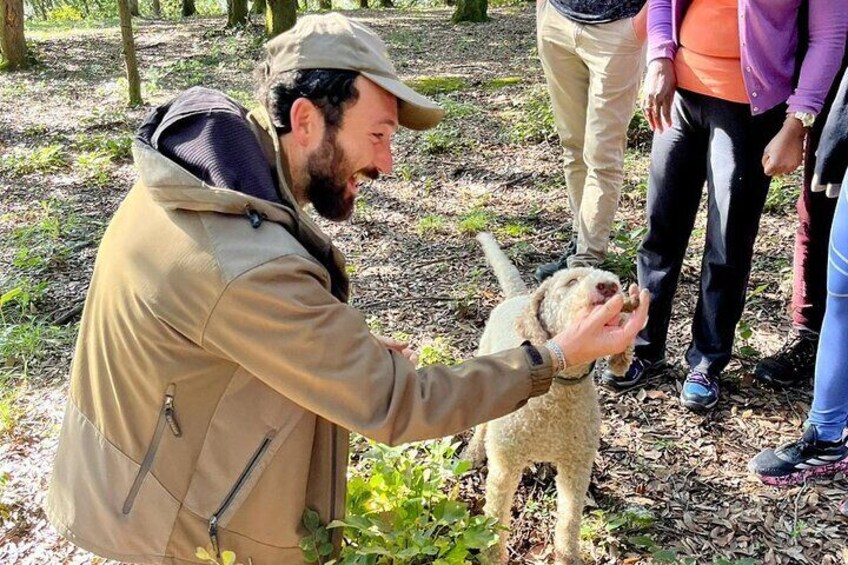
[201,254,555,446]
[786,0,848,114]
[814,68,848,186]
[647,0,676,62]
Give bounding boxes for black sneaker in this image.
[748,426,848,486]
[534,237,578,283]
[754,332,818,387]
[601,356,666,391]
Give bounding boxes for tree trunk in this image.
[378,0,393,7]
[117,0,142,106]
[151,0,161,17]
[358,0,367,7]
[128,0,139,16]
[251,0,265,16]
[0,0,27,71]
[227,0,248,27]
[181,0,196,17]
[318,0,330,9]
[265,0,295,38]
[452,0,486,23]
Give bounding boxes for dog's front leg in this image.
[482,452,522,564]
[552,467,590,565]
[462,423,487,466]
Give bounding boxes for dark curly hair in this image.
[255,67,360,135]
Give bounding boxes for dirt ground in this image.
[1,7,846,564]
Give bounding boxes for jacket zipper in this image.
[329,425,338,520]
[208,432,275,557]
[122,384,181,515]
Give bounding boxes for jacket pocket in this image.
[122,383,182,515]
[208,431,276,557]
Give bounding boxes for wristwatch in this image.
[791,111,816,128]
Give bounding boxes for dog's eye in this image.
[565,278,579,287]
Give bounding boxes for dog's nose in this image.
[596,281,619,298]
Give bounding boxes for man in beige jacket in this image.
[45,13,649,565]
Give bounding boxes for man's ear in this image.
[289,98,324,149]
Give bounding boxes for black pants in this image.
[635,89,785,376]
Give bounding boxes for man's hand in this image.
[376,335,419,365]
[551,285,650,367]
[762,117,806,176]
[642,58,677,133]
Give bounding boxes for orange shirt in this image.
[674,0,748,104]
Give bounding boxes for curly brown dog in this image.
[465,233,635,565]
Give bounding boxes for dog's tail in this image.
[476,232,528,298]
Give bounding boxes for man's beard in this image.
[305,131,377,221]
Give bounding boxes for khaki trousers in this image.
[537,2,646,266]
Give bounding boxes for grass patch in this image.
[73,131,133,160]
[0,321,75,371]
[485,76,522,90]
[0,144,68,175]
[226,89,257,109]
[497,221,533,238]
[416,214,448,235]
[0,374,26,439]
[405,75,467,96]
[441,98,481,120]
[504,86,555,144]
[458,208,494,234]
[75,150,113,187]
[8,200,90,274]
[422,124,468,155]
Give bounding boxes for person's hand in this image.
[642,58,677,133]
[376,335,419,365]
[550,285,650,367]
[762,117,806,176]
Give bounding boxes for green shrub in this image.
[46,4,84,21]
[600,223,647,282]
[764,176,801,215]
[418,336,460,366]
[300,438,499,564]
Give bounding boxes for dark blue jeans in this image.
[635,89,785,376]
[808,180,848,442]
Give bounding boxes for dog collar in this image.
[553,361,595,386]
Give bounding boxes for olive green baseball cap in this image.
[263,13,444,131]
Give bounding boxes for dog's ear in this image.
[515,279,552,343]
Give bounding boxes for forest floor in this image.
[1,7,846,565]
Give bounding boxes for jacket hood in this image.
[132,87,350,302]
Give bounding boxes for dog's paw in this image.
[606,350,632,376]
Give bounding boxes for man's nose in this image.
[376,144,393,175]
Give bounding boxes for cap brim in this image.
[362,72,445,131]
